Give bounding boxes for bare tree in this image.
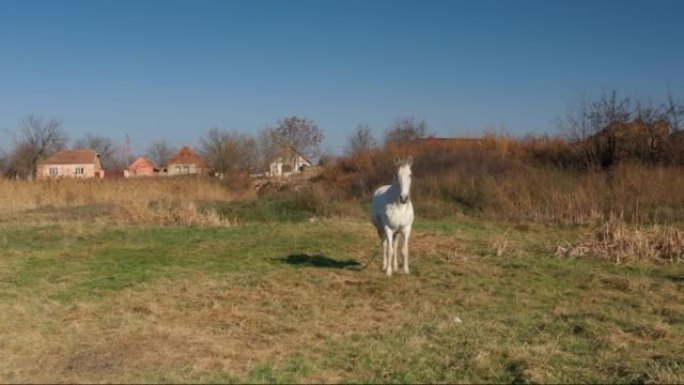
[559,94,594,142]
[633,98,661,123]
[256,127,281,171]
[664,89,684,131]
[74,134,117,168]
[145,140,177,167]
[560,89,684,141]
[560,91,632,142]
[8,115,68,179]
[269,116,324,160]
[341,125,377,172]
[588,90,632,132]
[346,124,377,156]
[0,148,8,177]
[385,117,431,146]
[199,127,257,176]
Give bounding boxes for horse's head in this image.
[394,156,413,204]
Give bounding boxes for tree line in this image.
[0,115,326,180]
[2,89,682,179]
[0,114,435,180]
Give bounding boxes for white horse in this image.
[371,157,415,276]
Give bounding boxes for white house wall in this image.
[37,164,101,178]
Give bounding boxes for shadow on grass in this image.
[665,274,684,282]
[277,253,361,269]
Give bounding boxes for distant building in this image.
[267,147,312,177]
[127,156,159,177]
[36,149,104,179]
[166,146,207,176]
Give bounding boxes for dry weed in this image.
[492,235,510,257]
[0,177,233,215]
[556,220,684,264]
[116,200,230,226]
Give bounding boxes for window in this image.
[183,165,190,174]
[49,167,58,176]
[75,167,85,176]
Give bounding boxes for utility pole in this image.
[124,133,132,165]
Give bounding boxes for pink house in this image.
[127,156,159,177]
[166,146,207,176]
[36,149,105,179]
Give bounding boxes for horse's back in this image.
[371,185,391,231]
[373,185,391,197]
[371,185,392,211]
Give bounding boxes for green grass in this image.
[1,210,683,383]
[4,223,333,301]
[212,198,314,223]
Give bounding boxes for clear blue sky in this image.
[1,0,682,155]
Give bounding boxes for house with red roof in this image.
[166,146,207,176]
[127,156,159,177]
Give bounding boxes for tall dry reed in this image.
[0,177,234,216]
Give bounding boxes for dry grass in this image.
[1,149,683,382]
[556,219,684,264]
[0,218,460,382]
[1,215,683,383]
[115,200,231,226]
[419,163,684,224]
[0,177,234,216]
[0,177,239,227]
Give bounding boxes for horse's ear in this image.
[407,156,413,166]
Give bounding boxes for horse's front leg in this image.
[384,227,395,276]
[393,232,400,272]
[382,236,388,271]
[401,225,412,274]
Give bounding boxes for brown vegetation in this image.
[115,200,231,226]
[319,127,684,225]
[0,177,237,221]
[556,219,684,264]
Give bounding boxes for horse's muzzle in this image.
[399,195,410,204]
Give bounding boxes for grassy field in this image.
[1,204,683,383]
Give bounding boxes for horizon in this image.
[1,0,683,156]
